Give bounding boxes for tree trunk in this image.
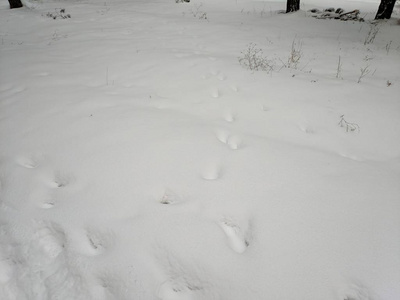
[375,0,396,19]
[9,0,23,9]
[286,0,300,13]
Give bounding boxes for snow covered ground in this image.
[1,0,399,299]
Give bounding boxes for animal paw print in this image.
[160,189,182,205]
[16,155,41,169]
[219,217,251,254]
[201,161,222,180]
[215,129,242,150]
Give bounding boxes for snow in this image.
[0,0,399,299]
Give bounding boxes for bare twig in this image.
[358,65,370,83]
[336,55,342,79]
[238,43,274,72]
[364,23,380,45]
[288,38,302,69]
[338,115,360,133]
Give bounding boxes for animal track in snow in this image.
[16,155,40,169]
[217,72,227,81]
[33,222,66,258]
[71,228,115,256]
[215,129,242,150]
[226,136,242,150]
[202,70,226,81]
[158,279,202,300]
[41,201,56,209]
[230,85,239,92]
[215,128,230,144]
[88,229,114,253]
[222,109,236,123]
[210,88,220,98]
[95,272,127,300]
[299,125,315,134]
[160,188,182,205]
[156,251,208,300]
[21,222,85,298]
[339,152,364,162]
[338,282,372,300]
[86,238,105,255]
[219,218,251,254]
[51,171,73,188]
[28,186,57,209]
[201,161,222,180]
[84,229,113,256]
[261,105,270,112]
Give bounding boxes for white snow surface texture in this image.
[1,0,400,299]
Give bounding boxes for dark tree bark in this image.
[9,0,23,9]
[286,0,300,13]
[375,0,396,19]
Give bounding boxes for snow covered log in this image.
[309,8,364,22]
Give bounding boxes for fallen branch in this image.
[309,7,364,22]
